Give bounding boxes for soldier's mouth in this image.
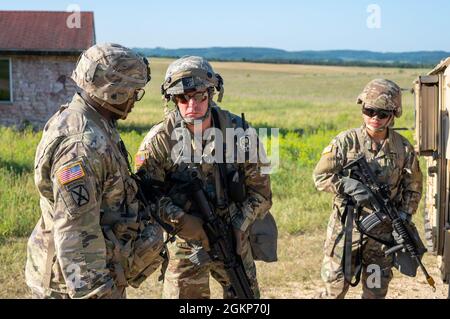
[369,121,382,127]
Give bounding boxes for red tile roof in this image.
[0,11,95,53]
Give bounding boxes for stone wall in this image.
[0,55,78,127]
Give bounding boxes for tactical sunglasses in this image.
[134,88,145,101]
[362,107,393,119]
[175,91,208,104]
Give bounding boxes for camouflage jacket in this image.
[313,125,423,215]
[135,106,272,233]
[26,93,143,298]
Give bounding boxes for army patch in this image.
[57,162,85,185]
[322,144,333,155]
[69,184,90,207]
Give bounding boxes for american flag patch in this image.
[57,162,85,185]
[135,151,146,169]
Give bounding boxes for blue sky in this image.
[1,0,448,52]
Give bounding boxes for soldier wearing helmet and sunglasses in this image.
[134,56,275,299]
[313,79,423,298]
[26,43,166,299]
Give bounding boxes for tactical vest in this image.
[165,106,277,262]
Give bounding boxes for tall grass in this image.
[0,127,41,240]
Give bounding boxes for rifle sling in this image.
[211,107,230,209]
[340,200,363,287]
[343,201,354,284]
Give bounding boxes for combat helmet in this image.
[161,56,224,123]
[356,79,402,118]
[71,43,151,119]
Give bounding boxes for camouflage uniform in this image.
[135,106,272,299]
[313,79,423,299]
[25,44,164,299]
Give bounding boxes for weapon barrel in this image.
[190,174,255,299]
[415,257,436,291]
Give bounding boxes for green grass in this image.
[0,238,28,298]
[1,59,438,298]
[0,127,41,240]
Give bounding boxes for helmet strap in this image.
[366,124,386,133]
[119,98,135,120]
[87,93,130,119]
[365,114,394,133]
[217,85,224,102]
[215,74,224,102]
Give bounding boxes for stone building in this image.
[0,11,95,127]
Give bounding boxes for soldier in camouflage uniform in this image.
[135,56,273,299]
[313,79,423,299]
[25,43,165,299]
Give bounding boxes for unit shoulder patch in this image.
[69,184,90,207]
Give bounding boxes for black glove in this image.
[398,211,412,223]
[340,176,377,208]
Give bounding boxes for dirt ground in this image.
[126,234,449,299]
[1,234,448,299]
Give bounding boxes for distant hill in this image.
[134,47,449,68]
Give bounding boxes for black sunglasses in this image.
[362,107,393,119]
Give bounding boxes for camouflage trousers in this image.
[162,236,260,299]
[319,205,394,299]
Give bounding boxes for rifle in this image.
[170,166,255,299]
[343,154,436,290]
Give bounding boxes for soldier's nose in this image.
[188,99,197,107]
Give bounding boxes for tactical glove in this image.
[176,214,210,251]
[398,210,412,223]
[340,176,377,208]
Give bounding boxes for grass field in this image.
[1,58,447,298]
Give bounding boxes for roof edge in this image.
[0,10,94,14]
[428,57,450,75]
[0,50,82,56]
